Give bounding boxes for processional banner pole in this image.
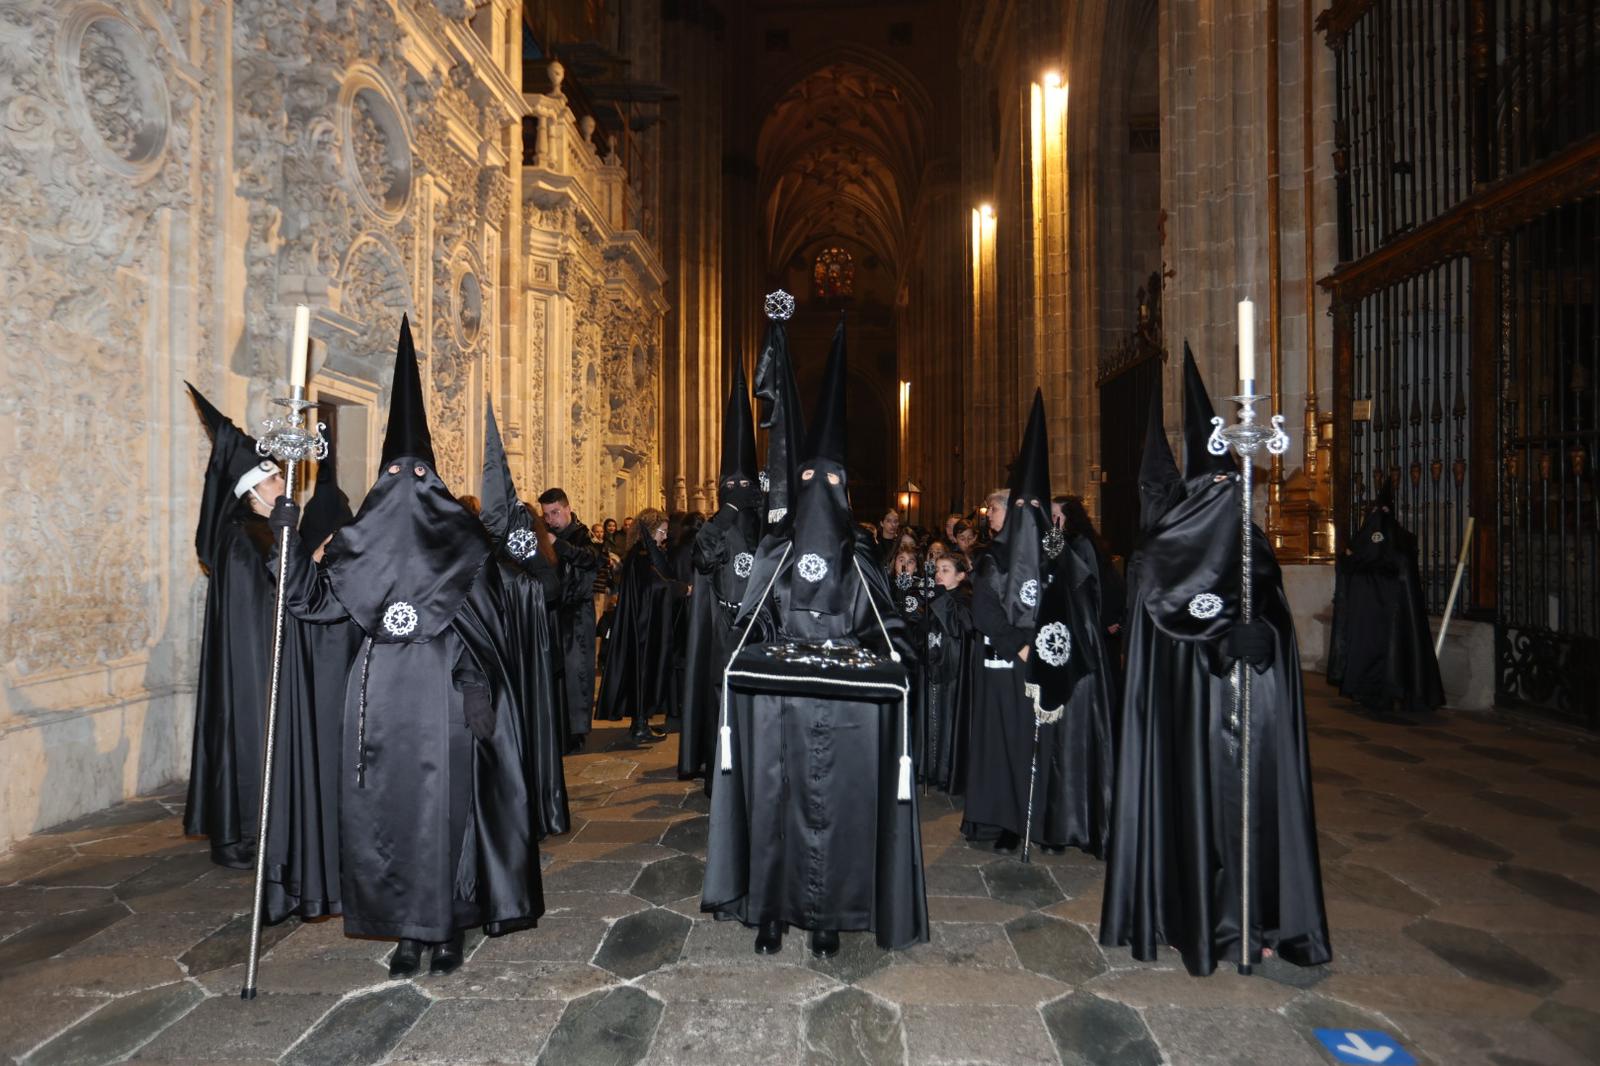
[242,308,327,1000]
[1206,299,1289,977]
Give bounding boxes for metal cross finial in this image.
[764,289,795,322]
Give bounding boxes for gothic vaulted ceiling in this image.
[756,60,929,276]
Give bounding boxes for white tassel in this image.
[897,754,912,801]
[719,725,733,772]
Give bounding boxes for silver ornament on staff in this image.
[1204,374,1288,976]
[242,313,327,1001]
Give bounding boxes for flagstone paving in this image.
[3,677,1598,1065]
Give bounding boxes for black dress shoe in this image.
[629,725,668,744]
[754,920,784,955]
[993,830,1022,854]
[428,931,465,976]
[389,938,424,978]
[810,929,840,958]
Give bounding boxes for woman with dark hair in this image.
[1052,494,1126,652]
[597,508,685,743]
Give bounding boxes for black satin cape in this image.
[919,584,978,795]
[597,539,683,724]
[276,479,550,941]
[679,500,762,784]
[548,518,599,737]
[1099,474,1331,975]
[1327,507,1444,714]
[186,408,358,929]
[702,531,926,948]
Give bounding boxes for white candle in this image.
[1237,299,1256,388]
[289,305,311,390]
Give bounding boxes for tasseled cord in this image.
[855,557,912,802]
[719,544,792,775]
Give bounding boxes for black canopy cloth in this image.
[183,384,358,926]
[1098,345,1330,976]
[1326,487,1445,714]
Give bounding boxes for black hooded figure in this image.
[702,316,927,957]
[961,391,1118,857]
[1326,480,1445,714]
[753,304,805,529]
[269,316,550,977]
[1099,346,1331,977]
[597,508,686,741]
[679,359,765,786]
[918,556,979,795]
[478,401,571,837]
[183,385,360,928]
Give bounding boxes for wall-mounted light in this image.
[979,202,995,220]
[1042,70,1062,89]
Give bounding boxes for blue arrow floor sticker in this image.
[1312,1029,1417,1065]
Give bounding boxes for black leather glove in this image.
[463,684,495,740]
[269,497,299,536]
[1222,621,1275,670]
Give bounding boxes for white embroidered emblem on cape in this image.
[733,552,754,578]
[382,601,418,637]
[506,528,537,560]
[797,553,828,583]
[1019,579,1039,608]
[1187,592,1223,620]
[1036,621,1072,667]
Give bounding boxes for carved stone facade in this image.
[0,0,667,849]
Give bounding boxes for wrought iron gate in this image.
[1320,0,1600,726]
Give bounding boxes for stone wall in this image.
[0,0,670,851]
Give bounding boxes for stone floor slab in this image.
[630,854,705,905]
[280,983,429,1066]
[388,998,563,1065]
[593,907,692,979]
[23,980,204,1066]
[901,1003,1057,1066]
[644,1000,801,1066]
[1042,991,1162,1066]
[1141,1005,1322,1066]
[1004,912,1108,985]
[133,991,339,1061]
[539,986,662,1066]
[800,987,903,1066]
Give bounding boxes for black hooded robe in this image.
[184,390,357,926]
[597,538,684,728]
[1099,346,1330,976]
[679,505,762,784]
[701,532,927,949]
[275,495,549,942]
[919,583,978,795]
[549,519,599,738]
[960,548,1117,854]
[1327,503,1445,714]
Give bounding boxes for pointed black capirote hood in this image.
[480,399,535,550]
[1137,373,1183,530]
[185,381,228,441]
[1374,473,1395,512]
[1008,389,1051,504]
[802,315,848,464]
[380,314,435,468]
[299,437,353,551]
[186,383,269,570]
[720,358,759,482]
[1182,342,1236,481]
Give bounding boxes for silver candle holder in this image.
[1205,383,1287,977]
[242,388,326,1001]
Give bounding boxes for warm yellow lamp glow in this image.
[1043,70,1062,89]
[979,202,995,219]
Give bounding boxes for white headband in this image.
[233,460,281,499]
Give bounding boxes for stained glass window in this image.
[812,247,855,298]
